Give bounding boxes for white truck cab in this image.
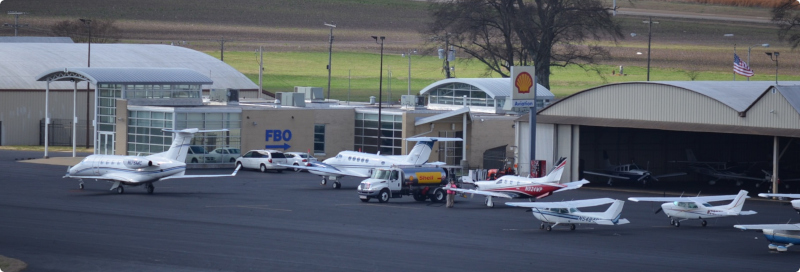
[358,167,450,203]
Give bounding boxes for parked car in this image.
[209,147,240,163]
[284,152,319,172]
[235,150,288,173]
[186,145,215,163]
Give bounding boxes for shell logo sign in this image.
[416,172,442,184]
[515,72,533,94]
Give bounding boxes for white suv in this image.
[284,152,318,172]
[235,150,288,173]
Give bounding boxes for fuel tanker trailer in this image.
[357,166,451,203]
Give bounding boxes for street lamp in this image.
[747,43,769,81]
[723,34,736,80]
[643,17,658,81]
[401,49,417,95]
[372,36,385,153]
[325,23,336,101]
[766,52,780,85]
[80,18,92,149]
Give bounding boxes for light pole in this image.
[401,49,416,95]
[325,23,336,101]
[747,43,769,81]
[643,17,658,81]
[80,18,92,149]
[4,11,28,36]
[372,36,385,153]
[766,52,780,85]
[724,33,735,80]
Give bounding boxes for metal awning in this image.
[414,107,470,126]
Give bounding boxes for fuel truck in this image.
[357,166,451,203]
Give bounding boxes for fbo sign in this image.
[265,129,292,141]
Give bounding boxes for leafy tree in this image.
[425,0,622,89]
[772,0,800,49]
[50,19,121,43]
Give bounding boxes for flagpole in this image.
[733,44,736,81]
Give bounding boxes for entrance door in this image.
[97,132,115,155]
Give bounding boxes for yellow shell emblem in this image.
[515,72,533,94]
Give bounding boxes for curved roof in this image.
[35,68,213,85]
[419,78,553,99]
[537,81,800,137]
[0,43,257,90]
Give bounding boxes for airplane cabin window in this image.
[495,181,502,184]
[702,203,712,207]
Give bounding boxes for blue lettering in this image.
[282,130,292,141]
[273,130,283,141]
[265,129,292,142]
[265,130,273,141]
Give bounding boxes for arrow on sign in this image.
[265,143,291,150]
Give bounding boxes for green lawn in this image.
[214,50,800,100]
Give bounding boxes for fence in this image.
[39,119,93,146]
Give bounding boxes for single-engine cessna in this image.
[506,198,630,231]
[584,151,685,185]
[448,157,589,207]
[758,193,800,213]
[628,190,756,227]
[64,128,241,194]
[280,137,461,189]
[734,223,800,252]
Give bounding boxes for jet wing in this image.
[405,137,463,142]
[583,171,628,180]
[758,193,800,199]
[159,165,241,181]
[553,179,590,193]
[446,187,515,199]
[628,194,741,203]
[278,163,371,178]
[734,223,800,231]
[505,197,617,209]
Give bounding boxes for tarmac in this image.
[0,150,798,271]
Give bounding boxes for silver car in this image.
[284,152,319,172]
[235,150,288,173]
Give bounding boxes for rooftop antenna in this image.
[4,11,29,36]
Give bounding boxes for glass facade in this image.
[126,109,241,164]
[354,111,403,155]
[124,84,202,99]
[96,83,123,141]
[438,131,463,166]
[427,83,503,108]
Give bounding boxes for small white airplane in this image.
[734,223,800,252]
[506,198,630,231]
[758,193,800,214]
[280,137,462,189]
[64,128,241,194]
[448,157,590,207]
[627,190,757,227]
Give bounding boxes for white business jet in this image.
[627,190,756,227]
[64,128,241,194]
[758,193,800,214]
[281,137,462,189]
[448,157,590,207]
[506,198,630,231]
[734,223,800,252]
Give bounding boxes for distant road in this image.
[617,8,773,24]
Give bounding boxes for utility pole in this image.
[325,23,336,101]
[258,46,263,99]
[4,11,28,36]
[80,19,92,149]
[216,37,229,61]
[439,33,452,78]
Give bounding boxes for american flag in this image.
[733,54,754,77]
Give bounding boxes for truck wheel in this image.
[378,190,390,203]
[413,193,427,201]
[429,188,445,203]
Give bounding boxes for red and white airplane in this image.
[450,157,589,207]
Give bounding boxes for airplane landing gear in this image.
[321,177,328,186]
[79,182,84,190]
[570,224,576,231]
[116,186,124,194]
[674,221,680,227]
[146,183,154,194]
[670,219,675,225]
[545,225,552,231]
[485,196,494,208]
[332,181,341,189]
[701,220,707,227]
[540,223,545,230]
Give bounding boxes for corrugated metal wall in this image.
[0,90,94,145]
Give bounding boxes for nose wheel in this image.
[701,220,707,227]
[116,186,124,194]
[146,183,154,194]
[321,177,328,186]
[79,182,84,190]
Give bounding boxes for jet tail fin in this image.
[152,128,228,162]
[404,137,462,165]
[545,157,568,183]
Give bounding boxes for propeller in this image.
[654,207,663,214]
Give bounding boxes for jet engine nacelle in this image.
[792,200,800,213]
[124,158,154,169]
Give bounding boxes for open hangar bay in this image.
[0,150,798,272]
[578,126,800,194]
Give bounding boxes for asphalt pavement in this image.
[0,150,797,272]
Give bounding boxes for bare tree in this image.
[51,19,122,43]
[772,0,800,49]
[425,0,622,89]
